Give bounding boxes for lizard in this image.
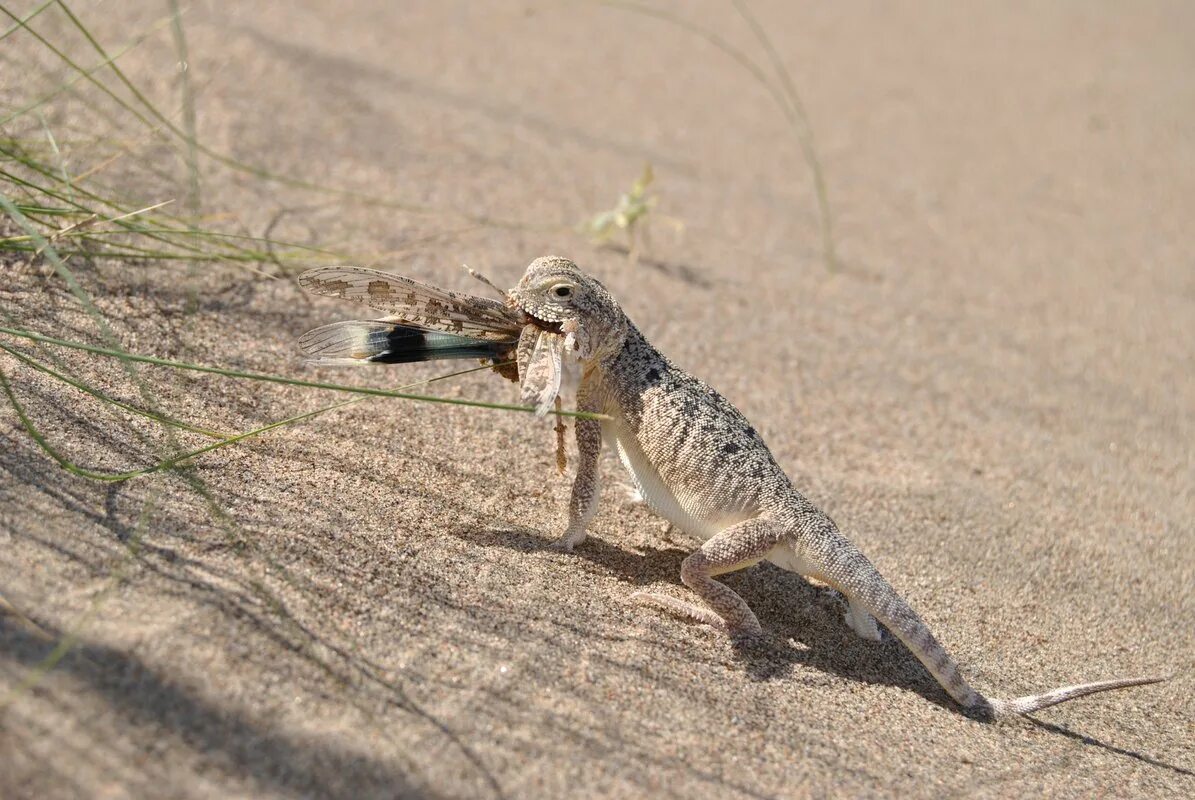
[298,255,1165,721]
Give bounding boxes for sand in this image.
[1,1,1192,797]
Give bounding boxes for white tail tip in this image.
[983,674,1168,719]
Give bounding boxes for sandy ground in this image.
[2,1,1193,797]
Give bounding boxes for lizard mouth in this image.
[506,292,566,333]
[517,308,565,334]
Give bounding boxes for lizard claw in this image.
[632,590,765,644]
[547,530,586,552]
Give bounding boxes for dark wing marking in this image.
[299,319,515,367]
[298,266,521,341]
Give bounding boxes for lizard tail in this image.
[299,320,511,367]
[805,530,1166,720]
[982,675,1168,718]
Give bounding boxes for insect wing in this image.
[518,327,564,416]
[299,266,520,341]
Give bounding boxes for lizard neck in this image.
[611,318,661,364]
[591,320,664,389]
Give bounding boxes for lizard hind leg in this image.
[766,541,883,641]
[631,517,786,641]
[845,596,883,641]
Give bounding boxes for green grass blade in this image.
[167,0,199,217]
[728,0,836,271]
[592,0,837,271]
[0,342,228,438]
[0,3,170,141]
[0,20,165,128]
[0,0,51,42]
[0,326,607,420]
[25,1,560,232]
[0,356,511,482]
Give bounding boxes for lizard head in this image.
[507,256,627,360]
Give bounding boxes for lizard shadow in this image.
[719,562,966,715]
[736,567,1191,775]
[447,522,691,585]
[1022,719,1193,778]
[449,523,959,711]
[452,524,1192,777]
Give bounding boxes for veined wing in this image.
[517,326,565,416]
[298,319,515,367]
[298,266,521,341]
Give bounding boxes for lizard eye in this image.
[550,283,574,299]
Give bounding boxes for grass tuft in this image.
[591,0,838,271]
[0,0,590,707]
[0,0,827,726]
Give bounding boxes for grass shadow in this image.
[0,619,433,799]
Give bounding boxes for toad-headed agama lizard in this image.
[298,255,1165,720]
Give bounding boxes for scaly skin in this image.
[298,256,1166,720]
[507,256,1165,721]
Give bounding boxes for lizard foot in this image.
[630,591,763,641]
[547,529,586,553]
[844,598,883,641]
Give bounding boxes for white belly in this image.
[606,421,751,541]
[764,540,822,576]
[602,417,812,579]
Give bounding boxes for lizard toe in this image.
[547,529,586,552]
[630,590,729,632]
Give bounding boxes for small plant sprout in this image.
[580,164,657,263]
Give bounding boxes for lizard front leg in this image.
[551,390,602,552]
[632,517,786,641]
